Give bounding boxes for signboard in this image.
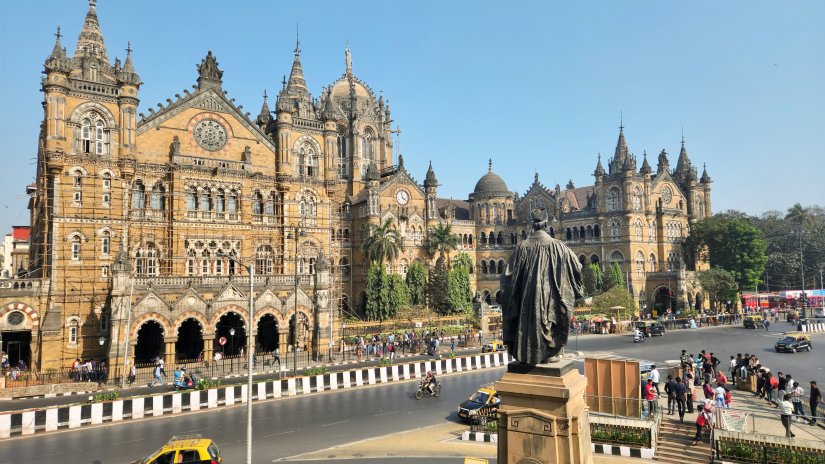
[218,336,227,346]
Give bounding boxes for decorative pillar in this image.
[202,332,214,362]
[164,337,177,367]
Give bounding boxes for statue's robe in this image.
[499,228,583,365]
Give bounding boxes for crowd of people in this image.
[345,328,482,361]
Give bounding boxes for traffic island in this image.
[496,359,593,464]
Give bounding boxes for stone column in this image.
[164,337,177,367]
[202,332,214,362]
[496,360,593,464]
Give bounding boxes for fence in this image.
[713,429,825,464]
[469,405,499,433]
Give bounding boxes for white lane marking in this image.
[108,438,145,446]
[262,429,295,438]
[374,410,399,417]
[321,419,351,427]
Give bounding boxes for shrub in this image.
[196,378,220,390]
[304,366,328,376]
[92,391,120,402]
[377,357,392,367]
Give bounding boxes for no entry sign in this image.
[218,336,227,346]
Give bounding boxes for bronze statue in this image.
[499,208,583,365]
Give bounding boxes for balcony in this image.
[0,279,42,296]
[134,274,313,289]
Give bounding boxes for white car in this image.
[814,307,825,318]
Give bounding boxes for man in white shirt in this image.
[648,365,661,395]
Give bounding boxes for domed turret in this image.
[424,161,438,188]
[470,159,510,200]
[700,163,711,184]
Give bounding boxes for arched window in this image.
[481,261,488,274]
[228,190,238,213]
[609,219,621,240]
[649,253,657,273]
[101,231,110,255]
[187,250,196,276]
[256,246,274,275]
[150,184,165,211]
[132,181,145,209]
[489,259,497,274]
[81,119,92,153]
[201,250,210,275]
[71,235,82,260]
[497,232,503,245]
[695,194,705,217]
[298,258,305,274]
[252,192,263,215]
[101,172,111,190]
[573,227,579,240]
[68,320,79,344]
[498,260,505,274]
[566,228,572,240]
[579,226,586,240]
[298,143,318,177]
[215,253,224,275]
[216,189,225,213]
[199,188,211,212]
[648,221,656,243]
[634,219,643,241]
[340,257,351,276]
[186,187,198,211]
[635,251,646,279]
[632,186,643,211]
[337,129,348,178]
[594,225,601,239]
[265,192,276,217]
[586,226,593,239]
[135,243,158,277]
[95,120,104,155]
[590,254,600,264]
[363,128,375,162]
[480,232,487,245]
[606,187,621,211]
[400,259,409,274]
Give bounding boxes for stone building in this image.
[0,2,711,370]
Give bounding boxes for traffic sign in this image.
[219,336,227,346]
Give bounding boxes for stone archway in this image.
[256,314,279,353]
[0,303,40,368]
[175,318,204,361]
[653,287,673,316]
[134,320,165,363]
[215,311,246,356]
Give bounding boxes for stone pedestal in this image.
[496,360,592,464]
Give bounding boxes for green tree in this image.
[386,274,410,319]
[683,216,768,291]
[602,262,625,292]
[453,251,473,270]
[428,257,450,314]
[364,263,389,321]
[694,268,738,311]
[405,260,428,305]
[582,263,604,296]
[446,261,473,315]
[361,218,402,265]
[590,286,637,320]
[425,222,460,265]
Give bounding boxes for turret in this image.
[255,90,271,130]
[700,163,711,184]
[276,76,291,113]
[45,27,70,74]
[673,138,693,184]
[656,149,670,175]
[116,42,140,155]
[593,154,606,178]
[639,151,652,175]
[609,125,630,175]
[116,42,141,87]
[424,161,438,220]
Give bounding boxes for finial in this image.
[263,89,267,100]
[54,26,62,42]
[534,171,539,182]
[619,110,624,132]
[125,41,132,56]
[597,152,601,161]
[488,158,493,172]
[345,43,352,74]
[89,0,96,7]
[681,126,685,146]
[281,75,287,88]
[295,22,300,54]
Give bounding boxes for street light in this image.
[229,328,236,356]
[216,251,255,464]
[290,224,306,378]
[98,336,106,346]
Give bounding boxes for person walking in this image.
[715,383,727,409]
[779,394,795,438]
[149,363,164,386]
[809,381,821,426]
[691,408,713,446]
[777,372,787,400]
[764,372,775,404]
[674,377,687,422]
[665,375,677,415]
[789,381,806,422]
[685,373,696,413]
[649,365,661,396]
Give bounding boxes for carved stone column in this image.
[164,337,177,367]
[496,360,593,464]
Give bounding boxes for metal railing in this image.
[469,405,499,433]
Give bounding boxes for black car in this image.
[774,334,812,353]
[636,321,665,337]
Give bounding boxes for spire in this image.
[594,153,606,177]
[673,136,693,181]
[256,89,271,127]
[196,50,223,90]
[488,158,493,173]
[700,163,711,184]
[424,161,438,188]
[74,0,108,62]
[345,44,352,75]
[640,151,652,174]
[614,123,629,165]
[117,41,141,86]
[566,179,575,190]
[286,42,308,98]
[398,154,405,171]
[45,26,70,72]
[322,88,336,120]
[276,75,291,113]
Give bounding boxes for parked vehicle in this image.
[458,384,500,421]
[133,434,221,464]
[774,333,812,353]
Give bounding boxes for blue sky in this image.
[1,1,823,234]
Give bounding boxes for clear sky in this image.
[1,1,823,235]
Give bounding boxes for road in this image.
[1,368,504,464]
[568,321,825,387]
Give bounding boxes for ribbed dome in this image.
[470,160,510,198]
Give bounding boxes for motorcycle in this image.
[415,380,442,399]
[633,332,645,343]
[174,372,198,390]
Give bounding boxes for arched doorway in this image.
[288,312,310,351]
[654,287,673,316]
[695,292,704,311]
[483,291,492,305]
[176,318,204,361]
[257,314,279,353]
[134,320,165,363]
[215,312,246,356]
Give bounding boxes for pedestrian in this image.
[764,372,775,404]
[702,379,714,400]
[128,362,136,385]
[789,381,806,422]
[674,377,687,422]
[680,349,691,374]
[665,375,677,415]
[710,352,720,378]
[779,394,795,438]
[777,372,787,400]
[450,337,456,352]
[691,408,713,445]
[729,355,737,382]
[685,373,696,413]
[809,381,821,426]
[648,365,661,396]
[763,318,770,331]
[715,369,728,387]
[715,383,727,409]
[644,379,657,417]
[755,368,766,398]
[149,363,164,386]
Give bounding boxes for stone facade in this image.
[0,2,711,370]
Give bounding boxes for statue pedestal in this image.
[496,360,592,464]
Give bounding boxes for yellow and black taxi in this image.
[775,333,812,353]
[635,321,665,337]
[133,435,222,464]
[743,315,764,329]
[458,384,500,421]
[481,340,505,353]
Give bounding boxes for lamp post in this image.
[229,328,236,357]
[216,252,254,464]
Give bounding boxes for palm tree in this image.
[425,222,460,265]
[361,217,402,265]
[786,203,812,230]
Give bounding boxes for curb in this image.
[0,351,510,439]
[591,443,655,459]
[461,431,498,443]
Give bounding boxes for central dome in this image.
[471,160,510,199]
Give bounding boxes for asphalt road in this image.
[1,367,506,464]
[569,321,825,387]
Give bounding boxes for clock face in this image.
[662,187,673,205]
[396,189,409,205]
